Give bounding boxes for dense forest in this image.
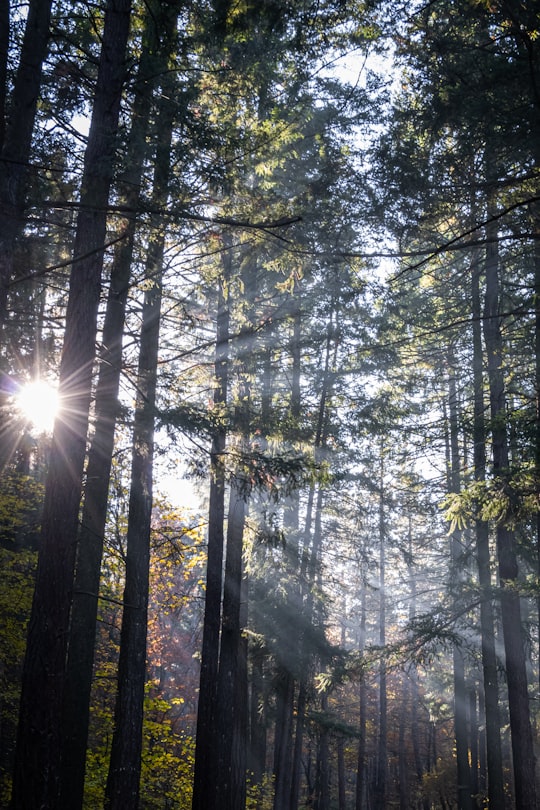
[0,0,539,808]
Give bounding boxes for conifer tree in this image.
[105,52,176,809]
[59,6,175,804]
[0,0,52,332]
[11,2,132,805]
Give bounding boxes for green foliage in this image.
[246,772,274,810]
[0,547,36,803]
[443,467,540,531]
[0,472,44,549]
[83,685,195,810]
[140,698,195,809]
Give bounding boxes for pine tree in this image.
[11,2,132,805]
[105,52,176,808]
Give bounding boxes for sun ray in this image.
[16,379,60,434]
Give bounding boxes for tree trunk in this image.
[447,367,473,810]
[0,0,9,152]
[533,178,540,712]
[290,307,336,810]
[59,6,169,804]
[337,737,346,810]
[405,518,429,810]
[355,580,367,810]
[273,666,295,810]
[0,0,52,331]
[287,476,315,810]
[314,692,330,810]
[249,635,267,800]
[483,211,537,810]
[470,255,506,808]
[234,568,249,806]
[374,452,387,810]
[468,687,479,798]
[11,3,131,806]
[215,471,247,809]
[192,242,231,810]
[104,66,173,810]
[284,302,304,810]
[398,676,409,810]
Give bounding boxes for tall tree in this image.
[374,449,388,810]
[104,58,175,808]
[483,204,537,809]
[11,2,132,806]
[0,0,52,332]
[59,5,174,804]
[470,248,506,808]
[191,236,231,810]
[446,363,474,810]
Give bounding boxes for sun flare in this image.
[16,379,60,434]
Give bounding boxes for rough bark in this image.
[274,666,295,810]
[483,213,537,810]
[337,737,346,810]
[290,308,335,810]
[215,473,247,809]
[11,3,131,806]
[192,244,231,810]
[314,691,330,810]
[104,67,173,810]
[398,676,409,810]
[59,7,167,804]
[0,0,9,152]
[283,302,304,810]
[533,183,540,707]
[0,0,52,331]
[214,292,252,809]
[248,643,267,796]
[374,452,387,810]
[471,257,506,809]
[447,368,473,810]
[355,581,367,810]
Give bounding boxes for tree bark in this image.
[314,691,330,810]
[374,451,387,810]
[11,3,131,806]
[283,300,304,810]
[470,255,506,809]
[483,211,537,810]
[0,0,52,331]
[290,306,335,810]
[355,579,367,810]
[104,62,173,810]
[468,687,479,798]
[215,466,247,809]
[533,173,540,712]
[59,6,169,804]
[447,367,473,810]
[398,675,409,810]
[274,665,295,810]
[248,642,267,798]
[337,737,346,810]
[192,242,231,810]
[0,0,9,152]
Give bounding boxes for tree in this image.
[11,2,132,806]
[6,1,540,807]
[59,5,174,804]
[483,201,537,809]
[0,0,53,331]
[104,52,176,808]
[191,240,231,810]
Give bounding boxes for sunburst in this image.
[16,379,60,434]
